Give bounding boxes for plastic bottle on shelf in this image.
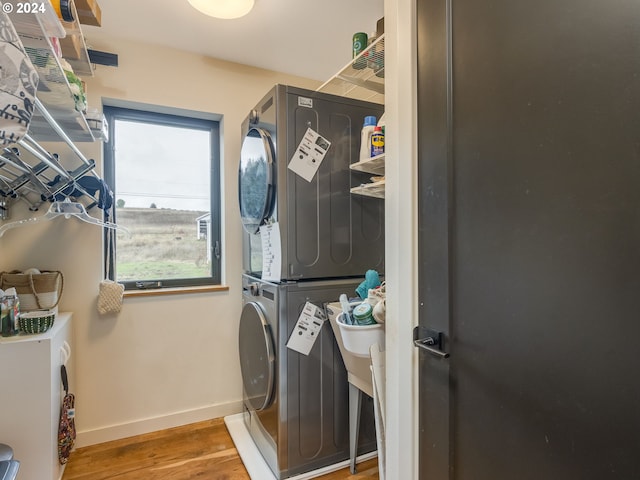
[366,32,376,71]
[370,126,384,157]
[374,44,385,78]
[359,116,377,162]
[365,31,384,77]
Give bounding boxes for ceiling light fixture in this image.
[187,0,255,19]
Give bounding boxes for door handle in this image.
[413,327,450,359]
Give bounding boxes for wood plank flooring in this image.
[62,418,379,480]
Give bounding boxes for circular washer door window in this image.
[238,301,275,411]
[238,128,276,234]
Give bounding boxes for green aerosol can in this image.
[352,32,368,70]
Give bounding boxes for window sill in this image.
[123,285,229,298]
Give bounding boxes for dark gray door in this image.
[417,1,640,478]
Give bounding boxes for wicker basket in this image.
[18,311,56,334]
[0,270,63,312]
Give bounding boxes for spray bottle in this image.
[370,126,384,157]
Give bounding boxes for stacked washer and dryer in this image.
[238,84,384,479]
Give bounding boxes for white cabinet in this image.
[0,313,74,480]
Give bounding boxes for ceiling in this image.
[82,0,385,82]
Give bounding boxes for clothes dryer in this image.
[239,84,385,281]
[239,275,376,479]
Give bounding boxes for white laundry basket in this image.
[337,312,385,358]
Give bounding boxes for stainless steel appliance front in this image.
[239,275,376,478]
[239,84,385,281]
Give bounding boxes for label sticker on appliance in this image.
[287,128,331,182]
[260,222,282,282]
[286,302,327,356]
[298,96,313,108]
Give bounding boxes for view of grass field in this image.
[115,208,210,281]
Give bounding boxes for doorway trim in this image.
[385,0,419,478]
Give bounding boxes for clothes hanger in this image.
[1,148,56,201]
[0,199,131,238]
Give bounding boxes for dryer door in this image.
[239,127,276,234]
[239,301,275,411]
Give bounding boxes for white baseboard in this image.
[75,400,244,448]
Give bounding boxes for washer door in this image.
[239,301,275,411]
[238,128,276,234]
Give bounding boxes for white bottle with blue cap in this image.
[359,115,377,163]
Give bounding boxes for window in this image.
[103,106,221,289]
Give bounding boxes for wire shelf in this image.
[351,180,385,199]
[350,153,385,175]
[1,10,100,216]
[4,1,66,38]
[10,8,94,142]
[317,35,384,104]
[21,43,93,142]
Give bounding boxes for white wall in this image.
[0,36,319,446]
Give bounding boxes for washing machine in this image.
[239,274,377,479]
[239,84,385,281]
